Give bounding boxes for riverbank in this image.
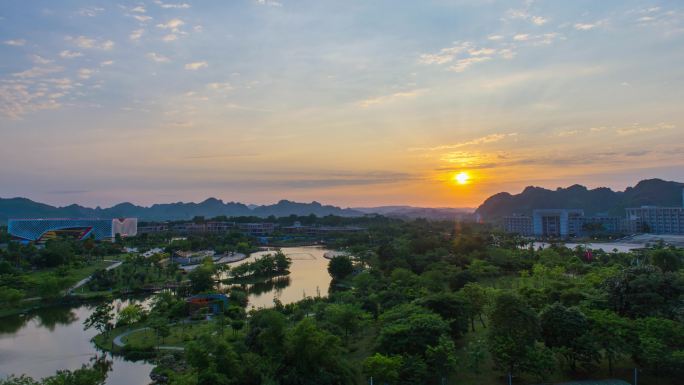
[0,259,121,318]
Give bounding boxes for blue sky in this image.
[1,0,683,208]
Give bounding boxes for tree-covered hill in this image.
[476,178,684,220]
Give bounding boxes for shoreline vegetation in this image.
[2,217,683,385]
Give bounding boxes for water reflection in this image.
[0,301,154,385]
[227,246,333,309]
[247,275,292,296]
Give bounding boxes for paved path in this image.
[112,327,185,351]
[69,260,122,293]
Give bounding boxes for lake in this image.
[0,301,155,384]
[0,246,333,384]
[229,246,334,309]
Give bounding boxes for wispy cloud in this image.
[130,29,144,40]
[449,56,491,72]
[154,1,191,9]
[3,39,26,46]
[78,68,95,79]
[12,66,64,78]
[147,52,170,63]
[504,8,548,26]
[256,0,283,7]
[78,7,105,17]
[358,89,426,108]
[410,133,518,152]
[207,82,233,91]
[616,122,675,135]
[59,50,82,59]
[531,16,548,26]
[131,15,152,22]
[157,18,184,30]
[31,55,52,65]
[574,20,607,31]
[419,42,470,65]
[185,61,208,70]
[66,35,114,50]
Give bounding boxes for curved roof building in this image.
[8,218,137,243]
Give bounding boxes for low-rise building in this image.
[237,222,275,236]
[282,221,366,236]
[172,250,215,265]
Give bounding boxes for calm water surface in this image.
[227,246,333,309]
[0,246,332,384]
[0,300,154,384]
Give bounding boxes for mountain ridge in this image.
[0,198,363,223]
[475,178,684,220]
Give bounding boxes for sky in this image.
[1,0,683,209]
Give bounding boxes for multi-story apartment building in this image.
[625,189,684,235]
[532,209,584,238]
[503,215,533,236]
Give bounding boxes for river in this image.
[0,246,333,384]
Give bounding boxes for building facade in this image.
[626,206,684,234]
[282,221,367,236]
[532,209,584,238]
[503,215,533,236]
[8,218,137,242]
[624,189,684,235]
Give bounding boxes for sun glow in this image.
[454,171,470,185]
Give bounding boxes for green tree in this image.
[460,283,489,331]
[426,335,458,383]
[280,318,355,385]
[188,264,215,293]
[378,304,450,356]
[586,309,634,374]
[116,304,147,327]
[323,303,366,338]
[416,292,470,338]
[363,353,403,385]
[327,255,354,281]
[231,319,244,336]
[650,248,682,272]
[185,333,242,385]
[540,303,598,372]
[633,317,684,376]
[0,287,24,307]
[464,338,487,374]
[487,293,540,376]
[84,303,114,336]
[149,317,171,347]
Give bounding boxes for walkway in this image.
[69,260,122,293]
[112,327,185,351]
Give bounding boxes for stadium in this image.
[8,218,138,243]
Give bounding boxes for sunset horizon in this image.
[2,1,683,208]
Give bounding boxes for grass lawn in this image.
[22,259,115,295]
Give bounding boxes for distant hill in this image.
[354,206,474,220]
[0,198,364,224]
[476,178,684,220]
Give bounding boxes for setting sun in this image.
[454,171,470,185]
